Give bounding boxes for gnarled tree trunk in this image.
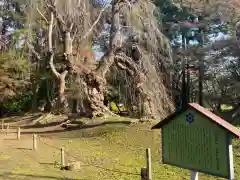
[32,0,174,119]
[73,0,122,117]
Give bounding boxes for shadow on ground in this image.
[21,120,67,129]
[81,165,139,176]
[0,173,83,180]
[16,147,32,150]
[21,120,132,135]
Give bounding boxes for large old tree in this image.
[1,0,240,122]
[16,0,174,119]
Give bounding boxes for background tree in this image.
[154,0,240,122]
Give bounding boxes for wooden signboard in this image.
[152,103,240,179]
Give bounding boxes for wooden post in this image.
[228,138,235,180]
[141,168,147,180]
[146,148,152,180]
[61,147,65,167]
[6,124,9,134]
[33,134,37,150]
[17,127,21,140]
[190,171,198,180]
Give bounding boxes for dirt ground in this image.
[0,133,72,180]
[0,115,239,180]
[0,116,154,180]
[0,123,155,180]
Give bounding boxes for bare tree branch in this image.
[47,3,66,33]
[26,41,41,60]
[49,53,60,78]
[76,5,108,42]
[48,12,60,78]
[36,7,48,24]
[48,13,53,52]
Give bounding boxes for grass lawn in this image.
[0,117,239,180]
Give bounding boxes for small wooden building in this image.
[152,103,240,179]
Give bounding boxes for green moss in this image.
[220,104,233,111]
[0,119,239,180]
[109,101,127,112]
[30,124,240,180]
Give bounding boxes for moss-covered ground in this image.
[0,116,239,180]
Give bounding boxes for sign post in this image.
[191,171,198,180]
[152,103,240,179]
